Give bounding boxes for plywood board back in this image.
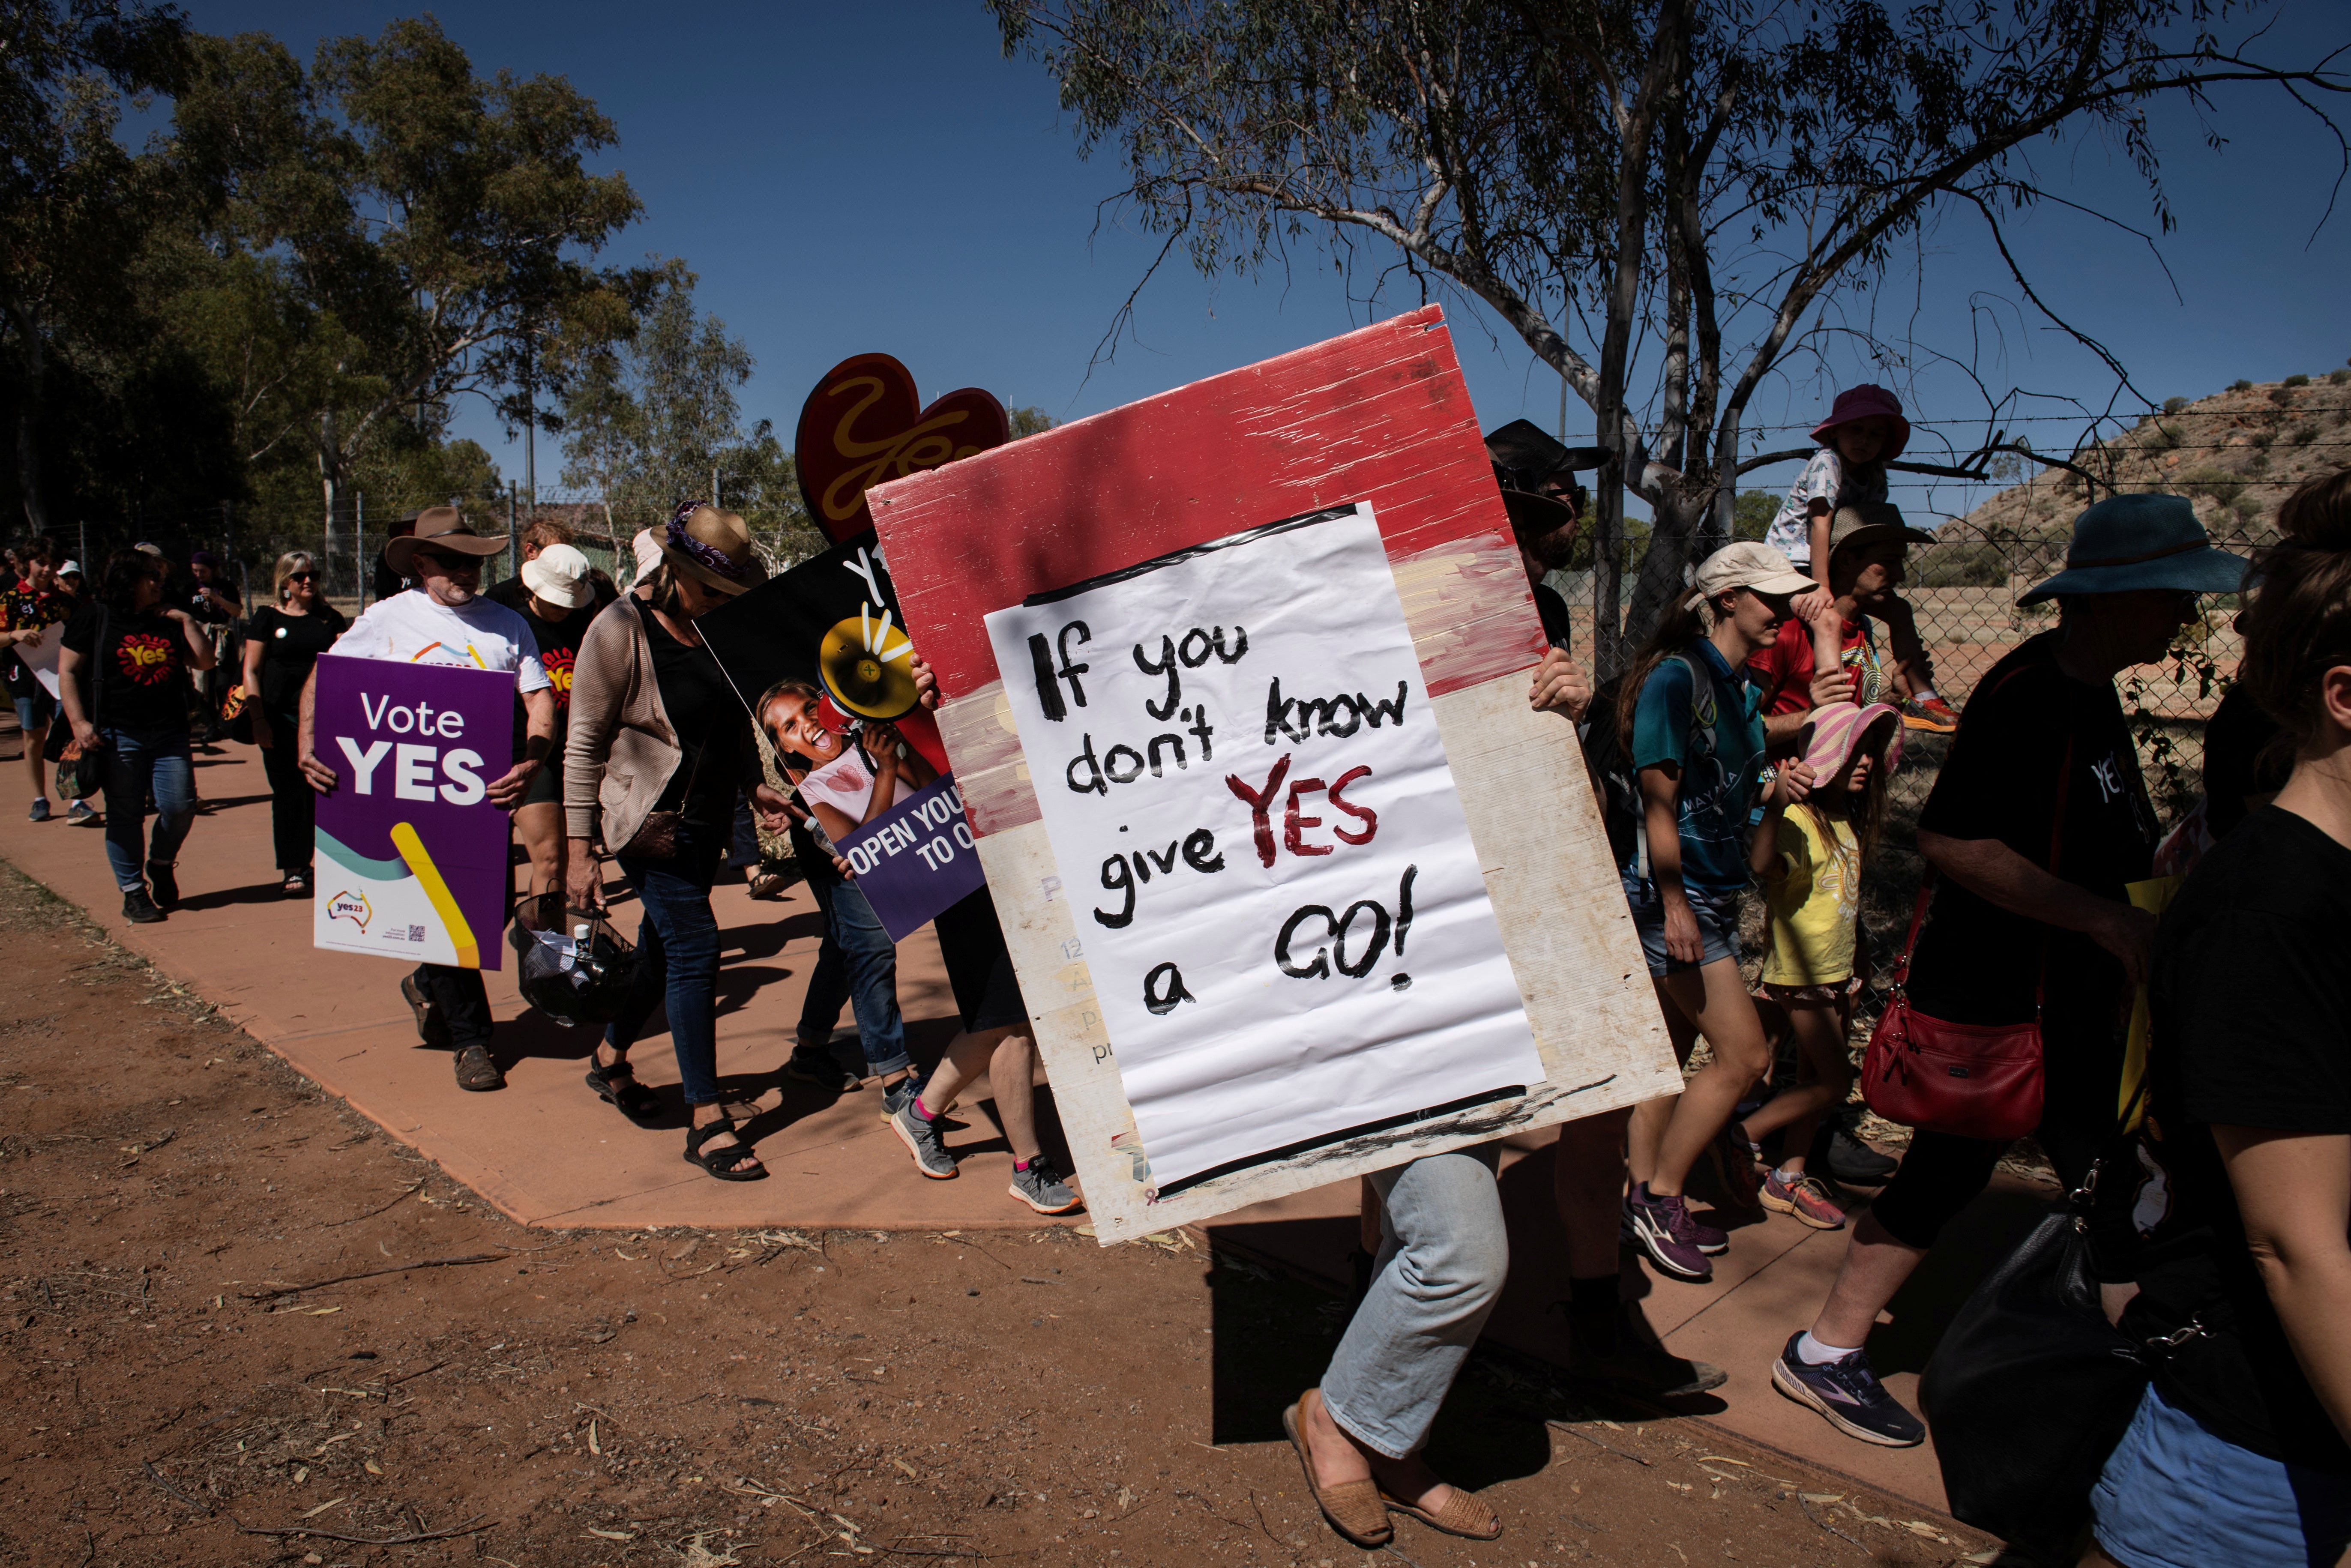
[870,308,1676,1242]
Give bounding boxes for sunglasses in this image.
[286,572,318,583]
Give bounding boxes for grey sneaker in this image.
[27,796,48,822]
[888,1099,957,1180]
[66,799,96,824]
[881,1076,922,1120]
[1007,1158,1081,1215]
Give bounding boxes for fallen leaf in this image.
[587,1421,601,1455]
[363,1459,382,1475]
[299,1498,345,1519]
[586,1527,634,1541]
[305,1307,341,1316]
[891,1457,918,1478]
[1799,1492,1845,1504]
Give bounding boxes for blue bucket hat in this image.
[2017,493,2250,607]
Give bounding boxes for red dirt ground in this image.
[0,858,1992,1567]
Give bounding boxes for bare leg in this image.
[1626,997,1700,1188]
[985,1029,1043,1163]
[514,801,562,898]
[1647,958,1772,1199]
[22,720,47,803]
[1809,1212,1928,1346]
[1737,999,1852,1167]
[1555,1107,1633,1278]
[915,1024,1014,1119]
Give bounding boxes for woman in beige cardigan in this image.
[564,504,792,1180]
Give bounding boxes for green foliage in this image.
[2142,421,2183,451]
[2178,467,2245,508]
[2285,373,2311,388]
[2331,369,2351,386]
[1008,406,1057,439]
[2268,386,2299,407]
[2231,378,2255,392]
[2161,396,2189,414]
[559,267,815,566]
[2293,423,2321,446]
[1731,489,1776,542]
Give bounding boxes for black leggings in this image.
[1870,1116,2141,1280]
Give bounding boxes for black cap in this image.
[1484,419,1611,491]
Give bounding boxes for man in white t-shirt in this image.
[296,508,556,1092]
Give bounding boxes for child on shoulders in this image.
[1764,385,1956,733]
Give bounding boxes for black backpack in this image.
[1579,648,1710,880]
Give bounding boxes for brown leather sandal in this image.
[452,1042,506,1092]
[1281,1391,1393,1547]
[1381,1484,1502,1541]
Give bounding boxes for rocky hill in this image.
[1921,370,2351,582]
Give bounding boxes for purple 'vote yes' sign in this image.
[311,653,516,970]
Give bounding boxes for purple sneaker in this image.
[1622,1185,1716,1282]
[1621,1184,1728,1254]
[1769,1332,1926,1447]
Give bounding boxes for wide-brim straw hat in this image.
[383,506,506,574]
[521,542,596,609]
[2017,493,2250,607]
[658,502,769,598]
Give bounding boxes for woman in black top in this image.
[565,505,785,1180]
[56,550,216,922]
[242,551,348,895]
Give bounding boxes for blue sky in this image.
[184,1,2351,524]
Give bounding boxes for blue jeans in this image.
[1623,870,1743,976]
[100,726,195,892]
[606,826,725,1106]
[799,875,911,1076]
[1321,1147,1508,1459]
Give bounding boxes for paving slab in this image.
[0,736,1075,1232]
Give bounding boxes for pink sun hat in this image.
[1798,700,1905,783]
[1811,384,1911,461]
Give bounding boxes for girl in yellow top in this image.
[1737,701,1902,1230]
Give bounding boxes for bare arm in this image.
[57,644,94,748]
[241,637,273,748]
[241,634,265,697]
[1748,763,1817,876]
[166,608,214,669]
[2216,1126,2351,1448]
[1638,763,1709,965]
[297,667,336,793]
[488,687,555,808]
[1917,829,2155,985]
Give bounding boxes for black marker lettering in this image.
[1276,906,1336,979]
[1143,962,1195,1015]
[1103,743,1145,785]
[1334,900,1393,978]
[1186,704,1216,762]
[1133,636,1180,720]
[1395,864,1417,956]
[1026,633,1065,721]
[1065,733,1107,796]
[1146,733,1187,776]
[1093,856,1135,928]
[1181,827,1225,874]
[1055,621,1093,708]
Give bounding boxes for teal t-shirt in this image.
[1623,639,1767,894]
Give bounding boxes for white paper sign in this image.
[21,622,61,698]
[984,504,1543,1188]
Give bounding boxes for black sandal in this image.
[683,1116,766,1181]
[585,1056,663,1127]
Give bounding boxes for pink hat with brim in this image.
[1799,700,1905,783]
[1811,384,1911,461]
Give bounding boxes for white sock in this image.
[1797,1331,1860,1366]
[1914,686,1940,703]
[1776,1163,1806,1182]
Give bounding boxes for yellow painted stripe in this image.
[389,821,479,969]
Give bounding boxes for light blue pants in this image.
[100,726,195,892]
[1321,1146,1509,1459]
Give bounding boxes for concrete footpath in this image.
[0,727,2048,1517]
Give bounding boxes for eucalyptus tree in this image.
[168,16,651,545]
[993,0,2348,666]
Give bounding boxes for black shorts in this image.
[521,757,562,808]
[929,887,1027,1035]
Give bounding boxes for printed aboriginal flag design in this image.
[540,646,576,710]
[115,632,177,686]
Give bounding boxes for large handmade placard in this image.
[985,506,1542,1188]
[311,654,515,970]
[869,305,1681,1244]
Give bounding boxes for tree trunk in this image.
[318,402,347,561]
[7,299,50,533]
[1626,488,1708,649]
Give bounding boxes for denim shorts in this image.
[1623,872,1742,977]
[2092,1383,2351,1568]
[12,688,55,733]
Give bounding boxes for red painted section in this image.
[869,308,1542,708]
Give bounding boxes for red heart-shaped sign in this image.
[794,353,1011,545]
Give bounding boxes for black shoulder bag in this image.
[54,607,112,800]
[1917,1088,2208,1559]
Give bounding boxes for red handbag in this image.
[1862,738,2070,1142]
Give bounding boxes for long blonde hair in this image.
[273,550,317,603]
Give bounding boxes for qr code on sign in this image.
[408,925,426,942]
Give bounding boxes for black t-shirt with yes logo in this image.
[60,604,191,735]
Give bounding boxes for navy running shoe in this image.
[1769,1332,1925,1447]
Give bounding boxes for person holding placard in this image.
[1,537,69,822]
[299,508,555,1093]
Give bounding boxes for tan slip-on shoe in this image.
[1381,1484,1502,1541]
[1281,1391,1394,1547]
